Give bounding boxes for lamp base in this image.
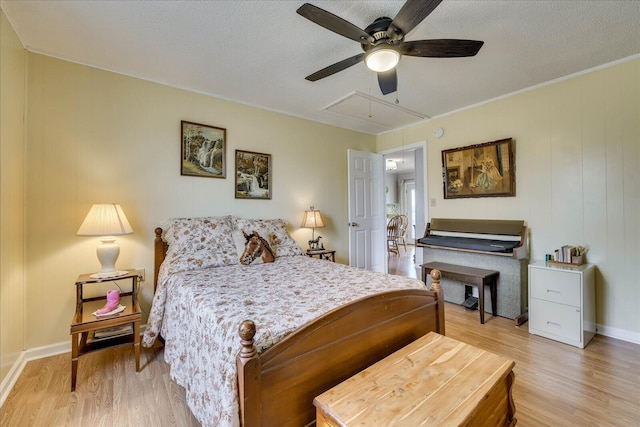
[93,237,124,279]
[90,270,129,279]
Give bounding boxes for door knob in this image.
[349,222,359,227]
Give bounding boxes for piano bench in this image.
[421,262,499,324]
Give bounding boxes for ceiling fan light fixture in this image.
[365,45,401,72]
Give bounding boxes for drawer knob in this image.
[546,289,560,294]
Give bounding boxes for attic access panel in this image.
[323,91,428,133]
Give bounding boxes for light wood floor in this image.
[2,250,639,426]
[387,242,418,279]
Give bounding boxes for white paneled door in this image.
[347,149,386,272]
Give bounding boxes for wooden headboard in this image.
[154,227,168,292]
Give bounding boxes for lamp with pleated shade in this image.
[77,203,133,279]
[301,206,325,249]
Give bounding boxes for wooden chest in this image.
[314,332,516,426]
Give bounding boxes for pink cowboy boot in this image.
[95,289,120,315]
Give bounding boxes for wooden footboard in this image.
[237,272,444,427]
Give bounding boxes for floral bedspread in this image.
[142,255,426,427]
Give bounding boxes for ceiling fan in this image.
[297,0,484,95]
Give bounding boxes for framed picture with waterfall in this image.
[181,120,226,178]
[235,150,272,200]
[442,138,515,199]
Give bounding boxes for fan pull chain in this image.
[368,87,373,118]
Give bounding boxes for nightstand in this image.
[70,270,141,391]
[306,249,336,262]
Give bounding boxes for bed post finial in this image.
[154,227,168,293]
[430,269,442,292]
[430,269,445,335]
[239,320,257,359]
[237,320,261,426]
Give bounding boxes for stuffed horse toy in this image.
[240,230,275,265]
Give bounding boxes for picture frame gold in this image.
[235,150,272,200]
[181,120,226,178]
[442,138,515,199]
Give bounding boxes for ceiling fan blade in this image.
[377,69,397,95]
[297,3,374,44]
[389,0,443,38]
[401,39,484,57]
[305,53,365,81]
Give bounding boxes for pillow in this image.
[232,217,304,259]
[238,230,275,265]
[162,216,237,273]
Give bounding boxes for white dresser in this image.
[528,261,596,348]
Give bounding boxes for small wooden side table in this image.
[306,249,336,262]
[314,332,516,426]
[69,270,141,391]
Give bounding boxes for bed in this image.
[142,216,444,427]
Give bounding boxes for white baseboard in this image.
[597,323,640,345]
[0,341,69,407]
[0,351,26,408]
[1,325,147,408]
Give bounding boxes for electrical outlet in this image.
[134,268,145,282]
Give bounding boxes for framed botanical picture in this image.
[442,138,515,199]
[181,120,226,178]
[235,150,272,200]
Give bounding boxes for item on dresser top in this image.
[551,244,589,265]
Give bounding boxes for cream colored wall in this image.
[0,11,26,382]
[378,58,640,339]
[25,53,375,348]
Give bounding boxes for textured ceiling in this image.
[2,0,639,134]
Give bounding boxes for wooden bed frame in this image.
[153,227,445,427]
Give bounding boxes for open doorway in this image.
[382,143,427,277]
[402,180,416,243]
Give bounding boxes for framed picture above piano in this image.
[442,138,515,199]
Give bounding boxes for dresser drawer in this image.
[530,267,581,306]
[530,298,581,343]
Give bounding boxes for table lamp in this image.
[77,203,133,278]
[301,206,325,250]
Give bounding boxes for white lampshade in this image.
[365,45,401,73]
[77,203,133,278]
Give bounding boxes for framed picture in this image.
[442,138,515,199]
[235,150,272,200]
[181,120,226,178]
